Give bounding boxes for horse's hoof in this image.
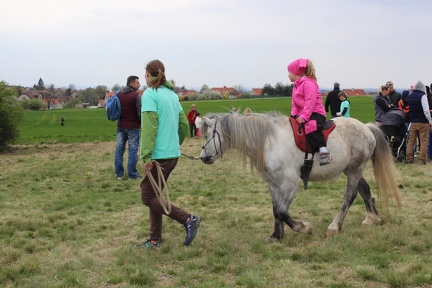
[326,228,339,237]
[299,222,313,234]
[362,215,381,225]
[265,236,279,243]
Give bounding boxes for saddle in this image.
[289,117,336,153]
[288,116,336,190]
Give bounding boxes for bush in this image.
[0,81,25,151]
[21,99,44,110]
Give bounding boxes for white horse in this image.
[200,113,402,241]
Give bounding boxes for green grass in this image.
[4,96,430,287]
[1,140,432,287]
[16,96,376,145]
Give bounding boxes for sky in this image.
[1,0,431,91]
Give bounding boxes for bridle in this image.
[201,118,223,159]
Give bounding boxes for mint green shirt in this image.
[140,86,188,162]
[340,100,350,118]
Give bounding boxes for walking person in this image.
[406,81,432,164]
[187,104,199,138]
[138,59,200,249]
[325,82,342,118]
[114,75,142,180]
[288,58,331,165]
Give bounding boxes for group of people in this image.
[374,80,432,164]
[113,57,422,249]
[325,82,350,118]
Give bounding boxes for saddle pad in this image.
[289,117,336,153]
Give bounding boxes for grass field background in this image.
[17,96,376,145]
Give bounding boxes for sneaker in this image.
[128,176,141,180]
[117,177,123,180]
[319,152,332,166]
[133,239,162,249]
[184,215,201,246]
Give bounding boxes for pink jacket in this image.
[291,76,326,134]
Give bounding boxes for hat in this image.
[334,82,340,88]
[287,58,308,75]
[414,81,426,94]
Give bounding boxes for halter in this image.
[201,118,223,159]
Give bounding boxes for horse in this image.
[199,112,402,242]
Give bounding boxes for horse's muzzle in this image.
[200,156,214,164]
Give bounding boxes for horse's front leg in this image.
[267,182,312,242]
[326,173,361,237]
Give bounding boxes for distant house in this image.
[177,89,197,97]
[18,89,44,101]
[343,89,367,96]
[102,89,145,107]
[250,88,263,96]
[210,86,238,98]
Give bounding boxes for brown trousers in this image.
[406,122,430,163]
[140,158,189,241]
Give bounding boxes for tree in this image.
[262,83,275,95]
[0,81,25,151]
[77,88,99,105]
[112,84,121,92]
[35,78,45,90]
[95,85,108,99]
[275,82,284,96]
[200,84,209,92]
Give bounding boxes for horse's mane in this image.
[206,112,283,173]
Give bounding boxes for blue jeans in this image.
[114,128,140,178]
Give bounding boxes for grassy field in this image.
[2,96,431,287]
[16,97,376,145]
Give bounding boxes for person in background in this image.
[60,116,65,126]
[114,75,142,180]
[138,59,200,249]
[288,58,331,166]
[243,107,253,115]
[374,84,392,127]
[325,82,342,118]
[187,104,199,138]
[387,81,402,107]
[194,113,202,138]
[336,91,350,118]
[398,90,410,125]
[406,81,432,164]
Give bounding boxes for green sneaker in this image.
[133,239,162,249]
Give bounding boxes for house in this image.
[177,89,197,97]
[210,86,238,98]
[18,89,44,101]
[250,88,263,96]
[343,89,367,96]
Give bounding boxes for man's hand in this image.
[144,161,154,171]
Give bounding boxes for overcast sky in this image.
[1,0,431,91]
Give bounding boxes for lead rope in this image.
[140,161,172,215]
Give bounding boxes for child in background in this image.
[336,91,350,118]
[194,113,202,138]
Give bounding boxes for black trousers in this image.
[305,113,326,150]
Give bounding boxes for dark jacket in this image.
[118,86,141,129]
[388,91,401,107]
[408,90,428,123]
[374,94,391,123]
[325,88,342,117]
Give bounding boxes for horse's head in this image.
[200,116,223,164]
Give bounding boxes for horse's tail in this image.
[367,124,402,214]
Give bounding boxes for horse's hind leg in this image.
[357,177,381,225]
[326,173,360,237]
